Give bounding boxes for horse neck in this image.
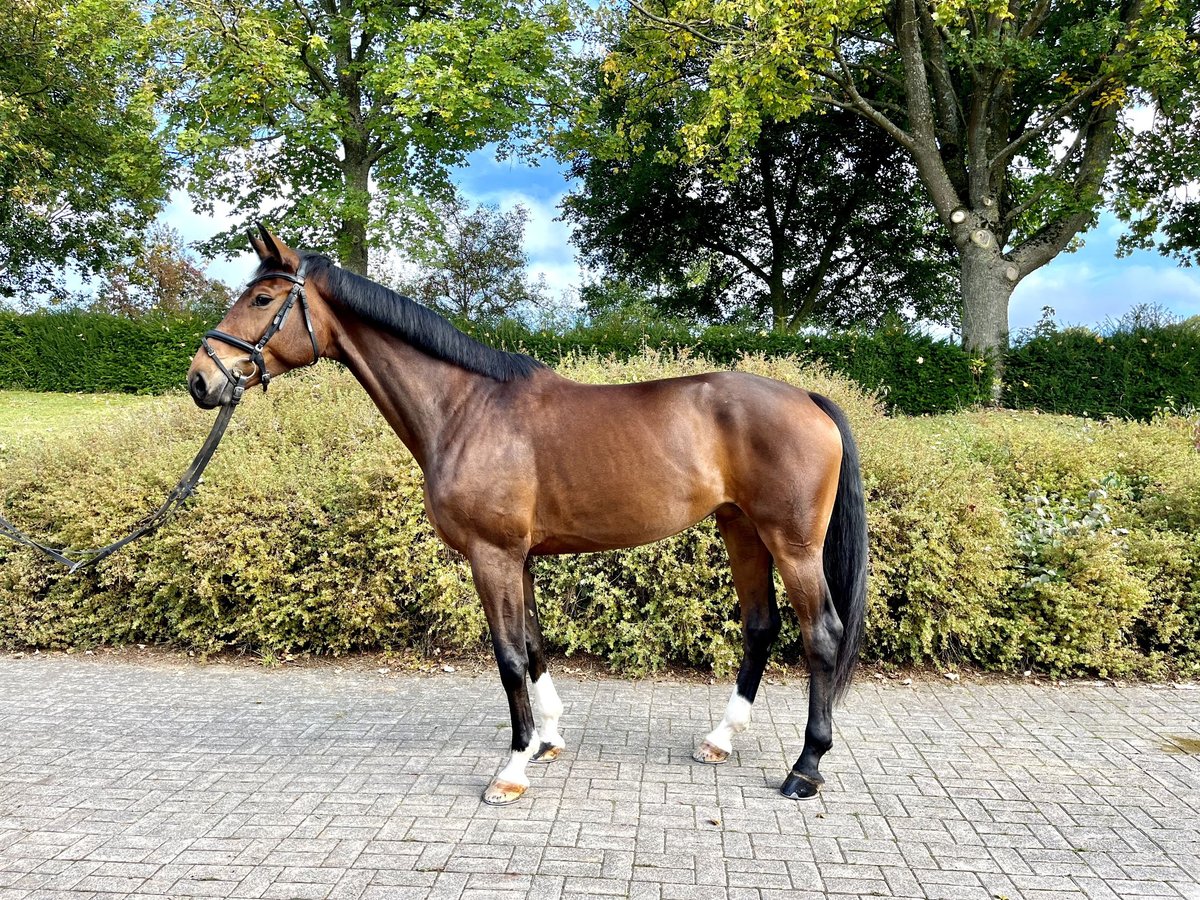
[329,313,487,471]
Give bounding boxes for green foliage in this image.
[464,317,993,414]
[0,310,215,394]
[1,307,990,413]
[0,0,171,298]
[1005,481,1151,676]
[92,225,234,320]
[389,193,548,322]
[561,65,958,330]
[598,0,1200,357]
[691,325,992,415]
[924,409,1200,676]
[1005,316,1200,419]
[163,0,576,271]
[2,354,1198,679]
[858,415,1017,669]
[19,303,1200,422]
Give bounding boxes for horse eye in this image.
[251,294,272,308]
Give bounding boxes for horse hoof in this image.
[531,741,563,763]
[780,770,823,801]
[482,779,527,806]
[692,740,731,765]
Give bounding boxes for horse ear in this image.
[247,228,270,260]
[257,223,300,272]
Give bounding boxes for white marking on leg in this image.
[531,673,565,748]
[496,728,540,786]
[704,689,753,754]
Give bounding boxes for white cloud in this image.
[159,189,257,286]
[529,260,584,299]
[159,147,586,297]
[455,184,583,295]
[1012,256,1200,331]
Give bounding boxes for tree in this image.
[562,64,958,331]
[93,225,233,318]
[0,0,170,300]
[164,0,575,276]
[603,0,1200,360]
[395,194,549,322]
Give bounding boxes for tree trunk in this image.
[959,245,1014,355]
[338,154,371,276]
[768,267,788,332]
[339,215,369,276]
[959,243,1016,393]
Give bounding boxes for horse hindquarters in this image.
[718,390,866,800]
[775,393,868,799]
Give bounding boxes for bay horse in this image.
[188,226,868,806]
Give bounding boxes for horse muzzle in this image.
[189,368,230,409]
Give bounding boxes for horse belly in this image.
[530,458,725,554]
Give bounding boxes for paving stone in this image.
[1,656,1198,900]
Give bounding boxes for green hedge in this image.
[9,306,1200,421]
[475,321,992,415]
[693,326,991,416]
[2,356,1198,679]
[1005,319,1200,419]
[0,310,216,394]
[0,309,990,414]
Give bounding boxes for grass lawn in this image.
[0,390,166,442]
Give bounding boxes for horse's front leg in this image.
[470,544,539,805]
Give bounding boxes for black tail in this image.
[808,393,868,703]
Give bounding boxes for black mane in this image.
[261,254,544,382]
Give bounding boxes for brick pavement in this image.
[0,655,1197,900]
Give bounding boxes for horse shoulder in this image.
[422,429,539,554]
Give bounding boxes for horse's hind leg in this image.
[772,544,843,800]
[694,507,781,764]
[523,560,566,763]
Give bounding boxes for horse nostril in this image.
[190,371,207,398]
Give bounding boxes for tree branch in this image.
[785,188,861,330]
[1009,106,1119,276]
[628,1,725,46]
[845,29,896,50]
[697,236,770,283]
[845,60,905,90]
[890,0,963,219]
[988,75,1108,173]
[1018,0,1053,39]
[826,42,915,150]
[916,0,964,146]
[1001,123,1087,229]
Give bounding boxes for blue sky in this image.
[1009,213,1200,332]
[167,146,1200,334]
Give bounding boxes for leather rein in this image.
[0,261,320,574]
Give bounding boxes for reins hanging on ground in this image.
[0,372,249,574]
[0,257,320,575]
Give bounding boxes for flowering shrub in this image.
[1013,480,1126,589]
[2,354,1198,677]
